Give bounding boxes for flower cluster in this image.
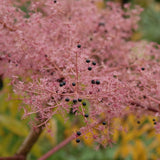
[0,0,160,147]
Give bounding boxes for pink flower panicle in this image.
[0,0,160,147]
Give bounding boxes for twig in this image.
[38,134,76,160]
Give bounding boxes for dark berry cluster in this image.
[59,81,66,87]
[91,80,100,85]
[152,119,157,125]
[85,59,96,71]
[85,59,96,65]
[65,98,85,104]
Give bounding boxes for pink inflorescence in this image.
[0,0,160,147]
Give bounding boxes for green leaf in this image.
[0,115,29,136]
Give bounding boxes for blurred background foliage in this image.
[105,0,160,43]
[1,0,160,159]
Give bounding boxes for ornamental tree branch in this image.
[15,125,44,158]
[0,124,44,160]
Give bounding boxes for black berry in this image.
[91,80,95,84]
[82,102,86,106]
[88,67,92,71]
[78,98,82,102]
[77,44,81,48]
[153,119,156,121]
[63,81,66,85]
[65,98,70,102]
[102,122,106,125]
[73,99,77,104]
[59,82,63,87]
[143,95,146,99]
[154,122,157,125]
[137,121,140,124]
[77,131,81,136]
[76,139,80,143]
[84,114,89,118]
[96,80,100,85]
[86,59,90,63]
[92,61,96,65]
[54,0,57,3]
[141,67,145,71]
[72,82,76,86]
[98,22,105,26]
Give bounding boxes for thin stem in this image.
[38,134,76,160]
[0,20,16,32]
[75,51,79,94]
[148,96,160,104]
[130,101,159,113]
